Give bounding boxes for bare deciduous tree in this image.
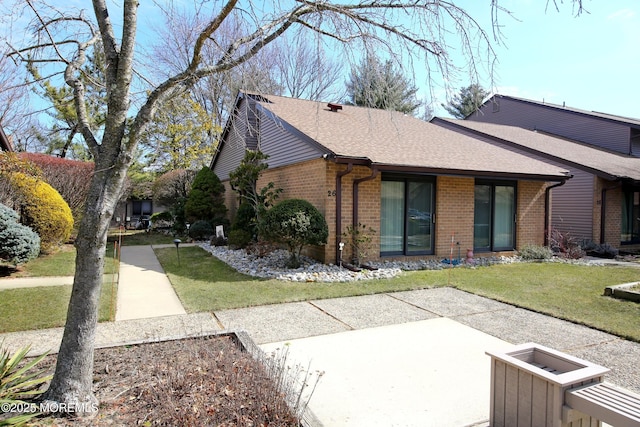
[0,53,33,141]
[6,0,583,415]
[271,32,344,101]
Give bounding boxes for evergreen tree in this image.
[26,46,107,159]
[184,166,227,225]
[346,55,421,115]
[442,84,489,119]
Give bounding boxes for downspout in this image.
[353,166,379,227]
[335,163,354,263]
[544,180,566,246]
[351,167,378,265]
[600,182,622,244]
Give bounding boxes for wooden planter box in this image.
[604,282,640,303]
[486,343,609,427]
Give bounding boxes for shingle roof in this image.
[438,118,640,182]
[250,93,570,180]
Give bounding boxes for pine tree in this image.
[184,166,227,225]
[441,84,489,119]
[346,55,421,115]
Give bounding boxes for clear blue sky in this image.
[4,1,638,121]
[434,0,640,119]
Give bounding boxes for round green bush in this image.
[0,203,40,265]
[260,199,328,267]
[188,220,213,240]
[9,172,73,253]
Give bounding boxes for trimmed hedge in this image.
[0,203,40,265]
[9,172,74,253]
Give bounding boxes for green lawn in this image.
[447,263,640,342]
[0,281,117,333]
[9,245,77,277]
[155,246,447,311]
[0,236,121,333]
[157,247,640,342]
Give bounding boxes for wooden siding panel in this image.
[472,97,633,155]
[551,168,594,242]
[258,110,325,168]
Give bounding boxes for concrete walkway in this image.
[1,248,639,426]
[0,275,74,289]
[115,245,186,320]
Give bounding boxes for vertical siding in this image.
[471,97,633,155]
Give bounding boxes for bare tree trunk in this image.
[40,160,126,415]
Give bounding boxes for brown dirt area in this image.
[30,336,301,426]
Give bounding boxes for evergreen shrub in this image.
[260,199,328,268]
[0,203,40,265]
[228,229,252,250]
[188,220,213,240]
[184,166,227,225]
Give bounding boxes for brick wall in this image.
[224,159,555,263]
[517,181,548,248]
[221,181,237,221]
[259,160,381,264]
[258,159,331,261]
[593,177,623,246]
[435,176,475,256]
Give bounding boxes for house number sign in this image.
[327,190,336,197]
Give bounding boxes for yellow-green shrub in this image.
[9,172,74,253]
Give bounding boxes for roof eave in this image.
[374,163,569,182]
[329,154,569,182]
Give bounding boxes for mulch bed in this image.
[31,335,301,426]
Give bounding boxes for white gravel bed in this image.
[198,243,607,283]
[200,244,401,282]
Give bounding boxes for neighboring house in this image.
[113,198,168,229]
[466,95,640,250]
[211,92,571,264]
[0,125,13,152]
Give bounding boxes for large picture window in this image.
[381,177,434,255]
[474,181,516,252]
[622,188,640,244]
[132,200,153,216]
